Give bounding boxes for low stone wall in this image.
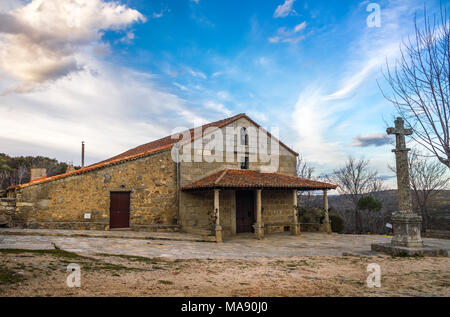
[25,221,180,232]
[0,198,16,227]
[300,223,329,232]
[423,230,450,240]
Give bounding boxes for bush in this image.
[329,214,344,233]
[298,206,324,223]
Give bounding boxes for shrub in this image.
[298,206,324,223]
[329,214,344,233]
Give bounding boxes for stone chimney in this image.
[30,168,47,181]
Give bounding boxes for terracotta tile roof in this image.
[9,145,171,189]
[9,113,299,189]
[181,169,337,190]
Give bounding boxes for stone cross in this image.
[387,117,413,213]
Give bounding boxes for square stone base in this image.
[371,243,448,257]
[391,212,424,248]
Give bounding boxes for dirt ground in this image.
[0,249,449,297]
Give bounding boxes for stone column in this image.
[291,189,300,235]
[214,189,223,243]
[254,189,264,239]
[323,189,331,234]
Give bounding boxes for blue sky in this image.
[0,0,446,187]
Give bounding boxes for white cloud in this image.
[0,0,145,91]
[0,57,207,165]
[185,67,207,79]
[204,101,232,117]
[173,82,189,91]
[273,0,296,18]
[294,21,306,32]
[268,23,307,44]
[247,110,267,123]
[292,87,344,165]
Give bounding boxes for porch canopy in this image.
[181,169,337,242]
[181,168,337,191]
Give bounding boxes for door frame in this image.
[235,190,255,233]
[109,191,131,229]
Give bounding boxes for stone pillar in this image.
[291,189,300,235]
[323,189,331,234]
[214,189,222,243]
[254,189,264,239]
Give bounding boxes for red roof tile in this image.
[9,113,299,189]
[181,169,337,190]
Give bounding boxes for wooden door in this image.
[110,192,130,229]
[236,190,254,233]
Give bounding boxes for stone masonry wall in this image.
[0,198,16,227]
[179,117,297,235]
[262,190,294,234]
[179,189,235,236]
[14,150,178,232]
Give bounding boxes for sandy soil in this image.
[0,249,449,297]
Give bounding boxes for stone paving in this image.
[0,228,215,242]
[0,231,448,259]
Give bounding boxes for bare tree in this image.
[296,155,315,207]
[389,149,450,230]
[325,156,384,233]
[16,164,28,185]
[381,5,450,167]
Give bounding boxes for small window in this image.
[240,127,248,146]
[241,155,249,170]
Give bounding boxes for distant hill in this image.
[301,189,450,232]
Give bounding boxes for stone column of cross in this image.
[386,117,413,213]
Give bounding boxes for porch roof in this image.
[181,169,337,191]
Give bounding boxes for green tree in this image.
[357,196,382,233]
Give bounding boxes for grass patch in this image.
[0,267,25,285]
[0,248,86,260]
[158,280,174,285]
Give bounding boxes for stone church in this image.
[5,113,336,241]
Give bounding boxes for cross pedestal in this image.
[387,117,423,248]
[371,118,447,256]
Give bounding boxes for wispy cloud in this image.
[269,22,307,44]
[185,67,207,79]
[204,101,232,117]
[291,1,421,168]
[273,0,296,18]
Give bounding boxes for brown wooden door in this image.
[110,192,130,229]
[236,190,254,233]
